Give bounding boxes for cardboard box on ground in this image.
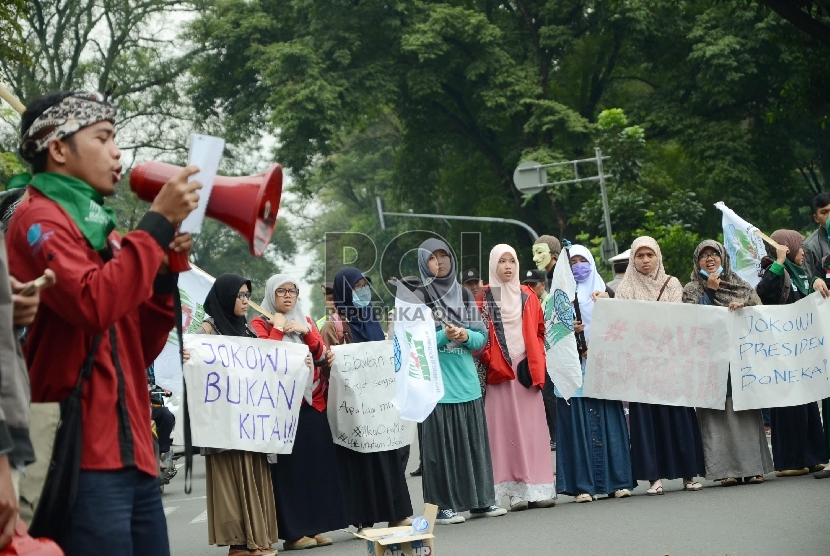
[355,504,438,556]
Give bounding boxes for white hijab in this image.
[261,274,309,344]
[567,245,605,343]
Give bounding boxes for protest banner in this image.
[153,266,215,392]
[391,285,443,422]
[183,335,310,453]
[732,293,830,410]
[545,256,582,400]
[327,340,415,453]
[583,299,732,409]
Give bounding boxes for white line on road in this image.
[190,510,208,524]
[164,507,178,516]
[164,495,207,503]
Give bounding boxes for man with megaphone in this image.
[4,91,202,556]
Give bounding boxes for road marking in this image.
[191,510,208,524]
[164,507,177,516]
[163,495,207,503]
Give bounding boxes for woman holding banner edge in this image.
[416,238,506,524]
[596,236,706,495]
[755,231,828,477]
[321,267,414,534]
[682,241,774,486]
[196,273,279,556]
[251,274,347,550]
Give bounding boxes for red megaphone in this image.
[129,161,283,272]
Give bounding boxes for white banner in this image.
[732,293,830,410]
[583,299,732,409]
[183,335,310,453]
[716,201,767,287]
[391,286,443,422]
[154,267,215,392]
[545,258,582,400]
[327,341,414,453]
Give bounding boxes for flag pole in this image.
[0,83,25,115]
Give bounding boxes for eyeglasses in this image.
[236,292,252,300]
[698,253,721,261]
[275,288,300,297]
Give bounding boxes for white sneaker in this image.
[435,509,465,524]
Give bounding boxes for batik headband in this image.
[19,92,117,162]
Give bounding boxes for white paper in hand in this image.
[180,133,225,234]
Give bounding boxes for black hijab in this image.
[204,273,252,337]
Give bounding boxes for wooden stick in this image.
[0,83,25,115]
[189,263,275,321]
[753,229,783,252]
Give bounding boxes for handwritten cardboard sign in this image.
[183,335,310,453]
[732,293,830,410]
[328,340,415,453]
[583,299,732,409]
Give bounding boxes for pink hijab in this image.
[614,236,683,302]
[488,244,526,356]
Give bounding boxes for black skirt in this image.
[270,405,348,541]
[629,402,705,481]
[770,402,826,470]
[335,443,413,527]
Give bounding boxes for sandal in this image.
[646,485,664,496]
[720,477,739,487]
[683,481,703,491]
[574,493,593,503]
[746,475,764,484]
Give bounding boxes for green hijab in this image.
[29,172,117,251]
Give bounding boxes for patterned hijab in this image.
[615,236,683,302]
[682,240,761,307]
[261,274,309,344]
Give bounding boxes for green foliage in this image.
[0,0,29,65]
[0,152,25,186]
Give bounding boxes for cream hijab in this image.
[488,244,526,355]
[615,236,683,303]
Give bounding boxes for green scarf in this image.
[29,172,116,250]
[783,259,811,296]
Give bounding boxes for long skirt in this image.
[629,402,705,481]
[770,402,826,470]
[271,405,348,541]
[697,397,773,479]
[422,398,495,511]
[556,397,634,496]
[823,398,830,460]
[485,356,555,502]
[206,451,278,549]
[335,445,413,527]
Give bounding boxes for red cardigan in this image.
[476,285,547,388]
[251,315,329,412]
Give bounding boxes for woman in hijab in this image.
[606,237,706,495]
[416,239,506,524]
[321,267,413,533]
[556,245,634,503]
[755,231,827,477]
[251,275,347,550]
[477,244,555,512]
[197,274,278,556]
[682,240,774,486]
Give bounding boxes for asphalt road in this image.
[163,446,830,556]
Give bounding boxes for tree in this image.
[0,0,29,66]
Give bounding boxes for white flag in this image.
[546,259,583,400]
[391,285,443,422]
[715,202,767,287]
[153,266,215,392]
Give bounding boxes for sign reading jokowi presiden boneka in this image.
[582,299,733,409]
[183,335,310,453]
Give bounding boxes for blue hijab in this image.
[333,267,385,343]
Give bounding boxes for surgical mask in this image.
[352,286,372,307]
[571,262,592,282]
[699,266,723,278]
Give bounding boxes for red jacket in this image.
[476,285,547,387]
[6,189,176,477]
[251,315,329,412]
